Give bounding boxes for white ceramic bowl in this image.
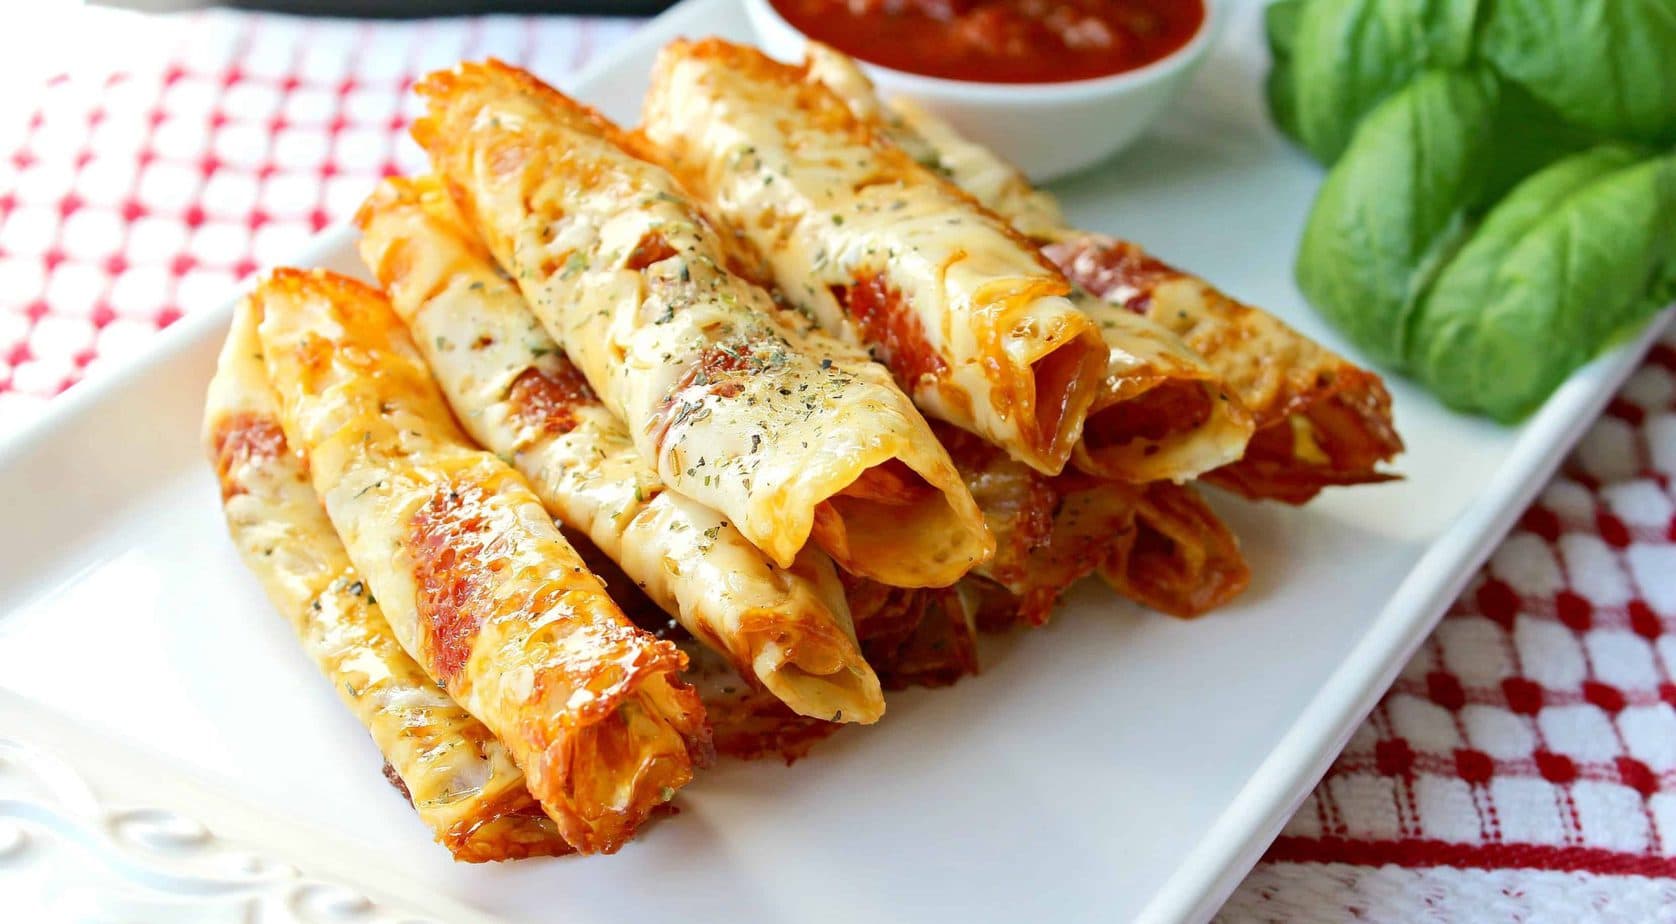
[744,0,1225,181]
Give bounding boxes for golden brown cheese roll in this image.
[251,268,709,854]
[356,176,885,725]
[410,60,990,588]
[204,297,570,862]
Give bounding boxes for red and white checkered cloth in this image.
[2,8,1674,921]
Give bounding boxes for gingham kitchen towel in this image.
[1224,348,1676,922]
[2,8,1673,922]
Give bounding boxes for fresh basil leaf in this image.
[1481,0,1676,147]
[1267,0,1306,59]
[1285,0,1484,164]
[1478,79,1600,200]
[1264,0,1307,144]
[1412,146,1676,421]
[1296,69,1500,368]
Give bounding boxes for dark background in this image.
[96,1,672,16]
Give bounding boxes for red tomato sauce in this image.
[834,274,948,386]
[406,481,500,685]
[1042,235,1181,315]
[1084,378,1213,447]
[211,412,290,500]
[770,0,1204,84]
[507,362,596,438]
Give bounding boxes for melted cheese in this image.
[795,44,1067,243]
[939,421,1248,622]
[357,176,884,724]
[1070,292,1256,482]
[858,76,1396,496]
[641,39,1107,476]
[1050,236,1400,496]
[411,60,990,586]
[1097,482,1251,618]
[203,299,569,862]
[250,268,708,854]
[940,425,1142,625]
[794,47,1257,484]
[797,55,1260,482]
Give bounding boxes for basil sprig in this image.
[1269,0,1676,421]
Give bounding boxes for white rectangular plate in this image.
[1,3,1669,922]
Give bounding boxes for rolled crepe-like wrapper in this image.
[562,524,849,766]
[252,268,710,854]
[682,640,848,764]
[410,60,990,588]
[801,42,1064,245]
[642,39,1111,477]
[835,54,1400,503]
[1043,236,1402,503]
[683,578,980,762]
[941,424,1249,623]
[1099,480,1252,619]
[849,578,980,690]
[356,176,884,725]
[204,297,570,862]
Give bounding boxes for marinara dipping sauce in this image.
[768,0,1205,84]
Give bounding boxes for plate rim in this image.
[0,686,501,924]
[1147,307,1671,924]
